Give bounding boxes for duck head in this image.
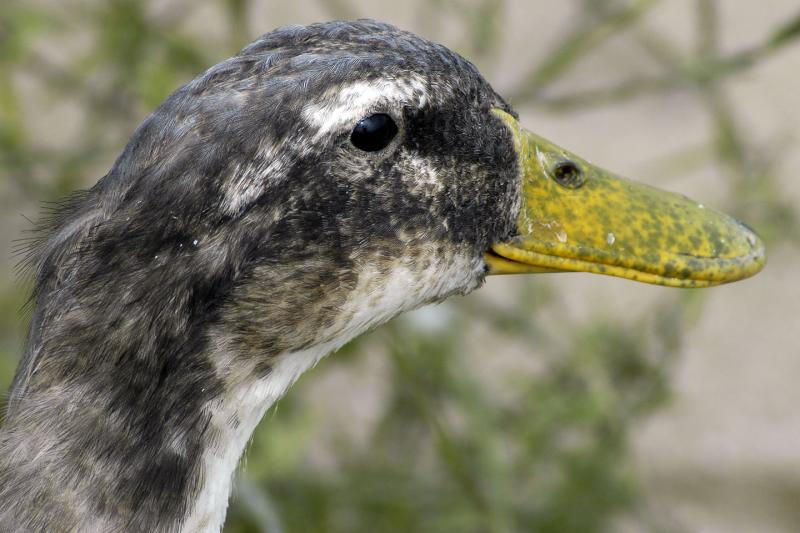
[26,20,766,374]
[172,19,763,352]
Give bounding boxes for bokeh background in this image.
[1,1,799,531]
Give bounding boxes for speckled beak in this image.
[486,110,766,287]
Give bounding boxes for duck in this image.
[0,20,765,532]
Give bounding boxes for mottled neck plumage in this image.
[0,295,225,531]
[0,253,479,532]
[0,262,343,532]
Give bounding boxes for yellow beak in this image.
[486,110,766,288]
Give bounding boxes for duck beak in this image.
[486,109,766,287]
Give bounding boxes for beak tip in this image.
[737,219,767,268]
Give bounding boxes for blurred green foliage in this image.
[1,1,798,532]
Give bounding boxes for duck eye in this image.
[350,113,398,152]
[551,160,586,189]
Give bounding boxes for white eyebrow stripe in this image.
[302,76,429,139]
[223,76,431,216]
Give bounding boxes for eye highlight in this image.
[350,113,398,152]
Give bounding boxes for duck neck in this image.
[0,327,334,533]
[181,338,339,531]
[0,241,470,531]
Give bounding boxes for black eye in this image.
[350,113,398,152]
